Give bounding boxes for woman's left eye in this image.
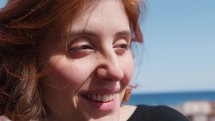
[113,41,130,55]
[114,44,129,49]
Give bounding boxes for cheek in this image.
[121,54,134,86]
[125,62,134,81]
[46,57,91,89]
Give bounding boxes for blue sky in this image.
[133,0,215,93]
[1,0,215,94]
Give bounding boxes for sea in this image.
[126,90,215,106]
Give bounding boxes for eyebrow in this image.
[69,30,98,38]
[69,30,131,39]
[115,30,131,38]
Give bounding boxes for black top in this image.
[127,105,189,121]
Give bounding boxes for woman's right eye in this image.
[69,44,94,52]
[67,39,94,58]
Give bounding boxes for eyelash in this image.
[68,44,94,52]
[114,43,129,49]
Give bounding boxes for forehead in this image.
[68,0,130,34]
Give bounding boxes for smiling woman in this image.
[0,0,188,121]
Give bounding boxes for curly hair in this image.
[0,0,145,120]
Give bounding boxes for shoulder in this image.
[127,105,189,121]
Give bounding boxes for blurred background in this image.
[131,0,215,94]
[130,0,215,121]
[1,0,215,121]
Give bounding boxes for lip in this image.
[80,88,120,95]
[79,88,120,111]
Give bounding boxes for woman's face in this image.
[41,0,134,121]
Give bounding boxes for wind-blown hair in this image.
[0,0,145,120]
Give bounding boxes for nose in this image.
[95,52,124,82]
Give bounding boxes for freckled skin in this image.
[40,0,134,121]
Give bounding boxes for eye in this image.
[67,38,94,58]
[113,38,130,55]
[114,44,129,49]
[69,44,94,52]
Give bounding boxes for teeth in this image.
[83,94,115,102]
[103,95,108,102]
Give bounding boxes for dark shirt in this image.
[127,105,189,121]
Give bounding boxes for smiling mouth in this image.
[82,93,116,103]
